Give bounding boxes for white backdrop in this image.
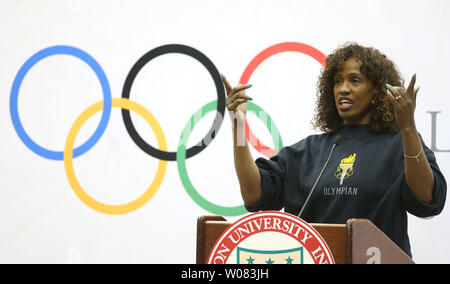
[0,0,449,263]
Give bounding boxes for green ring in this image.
[176,100,283,216]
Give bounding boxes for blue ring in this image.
[10,45,112,160]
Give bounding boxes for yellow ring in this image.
[64,98,168,215]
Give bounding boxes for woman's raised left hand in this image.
[386,74,420,131]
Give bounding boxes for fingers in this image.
[385,86,399,107]
[221,74,254,111]
[226,91,253,110]
[386,74,419,103]
[413,86,420,103]
[221,74,253,96]
[386,84,403,103]
[406,73,416,96]
[221,74,232,94]
[385,86,396,101]
[226,92,253,104]
[230,84,253,96]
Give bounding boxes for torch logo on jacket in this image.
[334,153,356,185]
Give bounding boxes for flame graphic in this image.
[340,153,356,164]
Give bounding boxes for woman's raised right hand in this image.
[221,74,253,121]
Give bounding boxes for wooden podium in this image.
[196,215,414,264]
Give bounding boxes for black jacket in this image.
[246,124,447,258]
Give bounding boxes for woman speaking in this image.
[222,42,446,258]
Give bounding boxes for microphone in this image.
[297,135,341,219]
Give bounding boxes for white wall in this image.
[0,0,449,263]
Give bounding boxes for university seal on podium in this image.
[207,211,335,264]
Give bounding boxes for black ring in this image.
[121,44,225,161]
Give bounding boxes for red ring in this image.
[239,42,327,157]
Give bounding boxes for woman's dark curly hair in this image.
[313,42,404,133]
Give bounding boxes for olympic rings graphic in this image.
[10,42,326,216]
[122,44,225,161]
[10,45,112,160]
[239,42,326,157]
[65,98,167,215]
[177,100,282,216]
